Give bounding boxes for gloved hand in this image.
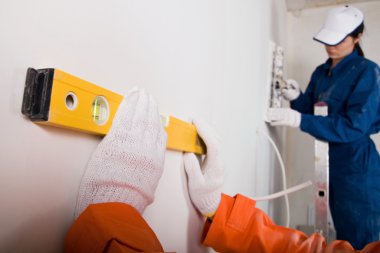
[281,79,300,101]
[74,89,167,218]
[183,119,224,217]
[266,108,301,128]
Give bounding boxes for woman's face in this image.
[324,35,361,64]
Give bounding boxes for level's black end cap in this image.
[21,68,54,121]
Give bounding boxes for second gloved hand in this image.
[183,119,224,217]
[266,108,301,128]
[281,79,300,101]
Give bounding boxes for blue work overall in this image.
[291,49,380,249]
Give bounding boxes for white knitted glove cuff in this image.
[75,185,150,217]
[196,191,222,216]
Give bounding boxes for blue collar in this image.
[322,49,361,75]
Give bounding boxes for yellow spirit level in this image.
[21,68,206,155]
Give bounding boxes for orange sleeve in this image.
[201,193,380,253]
[65,202,164,253]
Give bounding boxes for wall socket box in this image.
[266,40,285,109]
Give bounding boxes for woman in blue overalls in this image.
[267,5,380,249]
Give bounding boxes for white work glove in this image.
[281,79,300,101]
[74,89,167,218]
[183,119,224,217]
[266,108,301,128]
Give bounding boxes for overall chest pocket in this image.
[317,79,356,113]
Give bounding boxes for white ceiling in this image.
[286,0,380,11]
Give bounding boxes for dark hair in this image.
[349,22,365,57]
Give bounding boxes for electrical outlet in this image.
[264,41,286,122]
[270,42,285,108]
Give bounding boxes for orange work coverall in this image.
[65,194,380,253]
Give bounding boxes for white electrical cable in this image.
[257,129,290,227]
[256,129,312,227]
[254,180,312,201]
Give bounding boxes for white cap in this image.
[313,5,364,46]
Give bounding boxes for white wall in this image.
[286,1,380,229]
[0,1,288,252]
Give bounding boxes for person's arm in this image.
[299,65,380,143]
[65,202,164,253]
[202,193,380,253]
[184,119,380,253]
[202,193,328,253]
[267,65,380,143]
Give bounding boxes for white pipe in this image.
[254,180,312,201]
